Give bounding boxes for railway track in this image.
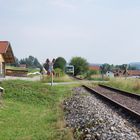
[99,84,140,98]
[83,84,140,121]
[64,86,140,139]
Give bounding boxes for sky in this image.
[0,0,140,64]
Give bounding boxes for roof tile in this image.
[0,41,9,53]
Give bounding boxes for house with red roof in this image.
[128,70,140,77]
[0,41,15,77]
[111,69,140,78]
[89,65,100,71]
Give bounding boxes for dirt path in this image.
[0,75,41,81]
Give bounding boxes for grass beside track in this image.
[41,74,73,83]
[101,78,140,94]
[0,80,76,140]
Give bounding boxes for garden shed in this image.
[0,41,15,77]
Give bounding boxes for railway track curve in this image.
[83,85,140,121]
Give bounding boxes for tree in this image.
[100,63,110,73]
[10,57,20,67]
[19,55,41,68]
[128,65,137,70]
[122,64,128,79]
[54,57,66,72]
[70,57,88,76]
[100,63,111,79]
[19,58,26,64]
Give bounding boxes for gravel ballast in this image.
[63,87,140,140]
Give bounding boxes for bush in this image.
[54,57,66,72]
[85,70,99,78]
[54,68,64,77]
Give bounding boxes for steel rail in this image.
[98,84,140,99]
[83,85,140,121]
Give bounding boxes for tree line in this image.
[11,56,42,69]
[100,63,137,74]
[43,56,89,76]
[11,55,137,76]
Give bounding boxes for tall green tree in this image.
[54,57,66,72]
[100,63,111,79]
[19,55,41,68]
[100,63,111,74]
[19,58,26,64]
[70,57,88,76]
[128,65,137,70]
[10,57,20,67]
[121,64,128,79]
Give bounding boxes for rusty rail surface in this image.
[83,85,140,121]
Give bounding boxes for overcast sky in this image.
[0,0,140,64]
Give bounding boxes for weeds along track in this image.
[70,75,84,80]
[83,85,140,121]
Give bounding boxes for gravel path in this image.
[0,76,41,81]
[63,87,140,140]
[94,86,140,114]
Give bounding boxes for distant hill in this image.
[129,62,140,70]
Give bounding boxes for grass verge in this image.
[41,74,73,83]
[101,78,140,94]
[0,80,76,140]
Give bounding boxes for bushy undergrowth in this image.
[104,78,140,94]
[54,68,65,76]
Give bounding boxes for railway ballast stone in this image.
[63,87,140,140]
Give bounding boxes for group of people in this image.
[40,59,55,75]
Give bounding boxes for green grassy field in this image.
[0,80,76,140]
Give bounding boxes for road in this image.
[0,76,41,81]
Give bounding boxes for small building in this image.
[112,69,140,78]
[6,69,28,77]
[127,70,140,77]
[0,41,15,77]
[112,69,127,77]
[19,64,27,68]
[106,71,114,78]
[128,70,140,76]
